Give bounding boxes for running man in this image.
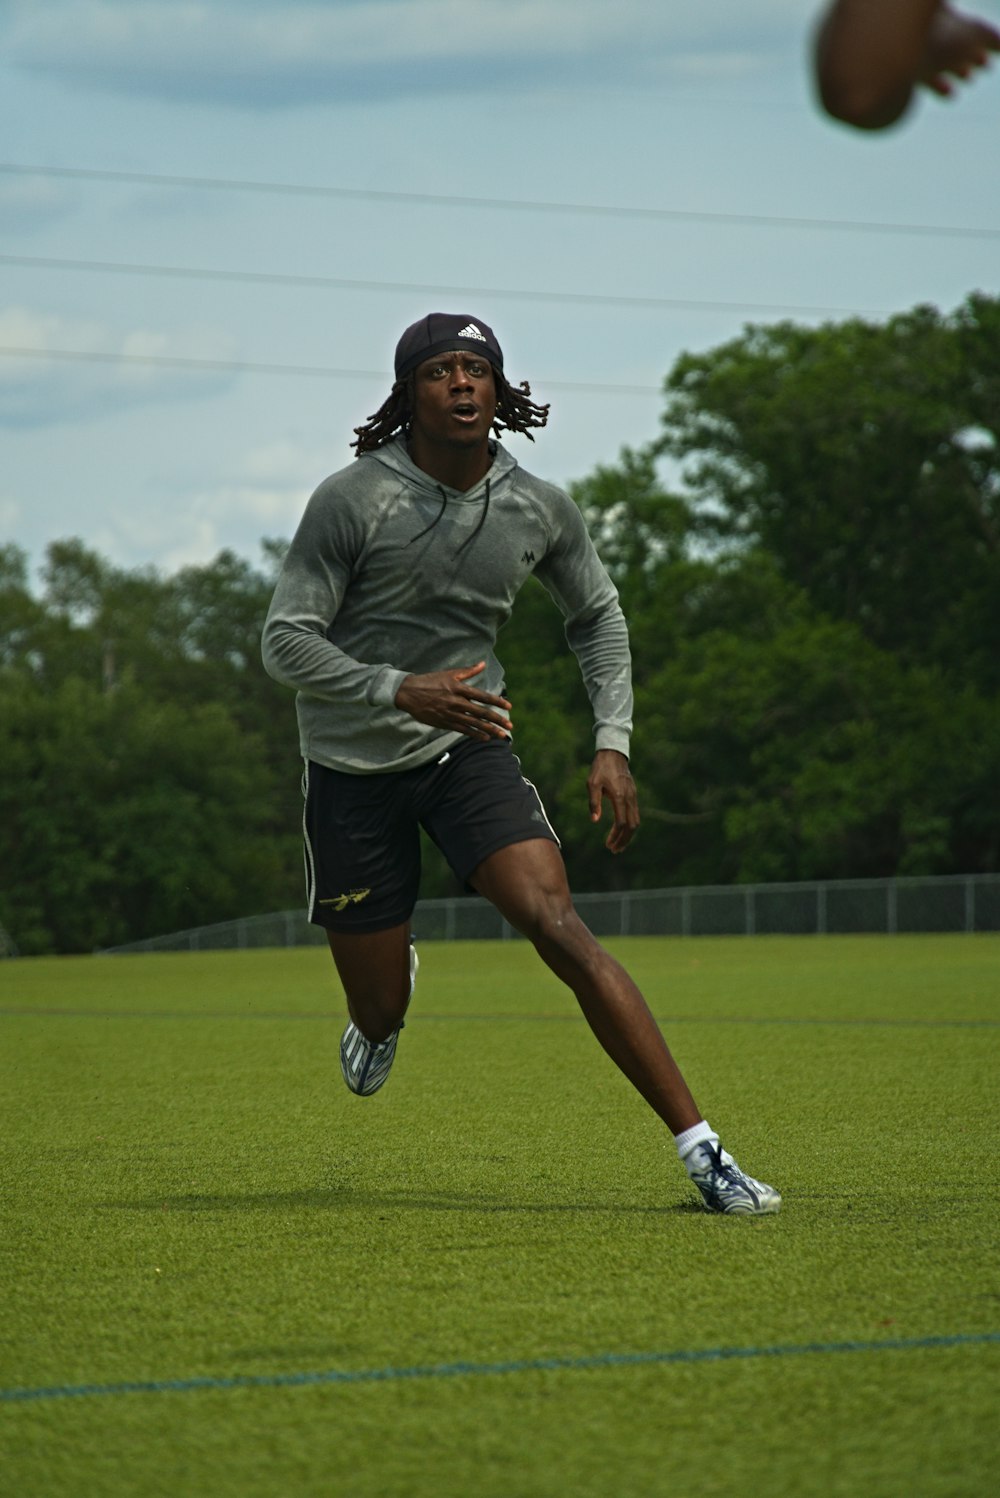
[262,312,780,1215]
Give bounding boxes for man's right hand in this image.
[394,662,513,741]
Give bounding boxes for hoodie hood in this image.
[367,434,518,504]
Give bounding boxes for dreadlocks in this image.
[494,376,550,445]
[351,379,411,457]
[351,371,550,457]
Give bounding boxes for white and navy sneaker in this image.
[687,1141,781,1216]
[339,944,418,1097]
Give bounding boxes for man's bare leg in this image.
[471,839,701,1134]
[327,923,413,1043]
[328,923,414,1096]
[471,838,781,1214]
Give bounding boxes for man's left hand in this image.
[588,749,639,854]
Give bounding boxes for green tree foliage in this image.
[0,675,287,953]
[634,586,1000,884]
[0,541,302,954]
[658,293,1000,684]
[588,293,1000,886]
[2,296,997,951]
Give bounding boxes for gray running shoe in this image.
[687,1141,782,1215]
[339,944,418,1097]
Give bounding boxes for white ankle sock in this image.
[674,1120,719,1169]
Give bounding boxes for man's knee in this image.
[526,894,596,961]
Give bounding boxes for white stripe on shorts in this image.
[301,759,317,918]
[513,752,562,848]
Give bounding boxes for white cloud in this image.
[0,174,79,233]
[191,438,329,529]
[0,305,239,426]
[8,0,802,107]
[94,439,328,570]
[90,511,223,574]
[0,495,22,534]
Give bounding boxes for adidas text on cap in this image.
[394,313,504,382]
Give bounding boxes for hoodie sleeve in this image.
[261,478,407,709]
[532,489,633,757]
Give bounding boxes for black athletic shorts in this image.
[303,737,561,933]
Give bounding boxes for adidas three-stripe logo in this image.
[457,322,487,341]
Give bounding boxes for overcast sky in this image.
[2,0,999,579]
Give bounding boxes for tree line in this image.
[2,294,997,954]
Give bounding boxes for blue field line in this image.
[4,1333,998,1406]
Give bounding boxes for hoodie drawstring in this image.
[407,478,491,552]
[406,485,449,546]
[457,478,490,552]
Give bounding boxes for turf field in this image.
[1,934,998,1497]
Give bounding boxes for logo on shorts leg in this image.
[319,888,372,912]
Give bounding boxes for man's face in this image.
[409,349,497,452]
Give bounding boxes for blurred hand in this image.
[921,4,1000,95]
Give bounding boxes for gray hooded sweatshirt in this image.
[261,436,633,774]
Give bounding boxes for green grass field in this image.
[2,934,998,1497]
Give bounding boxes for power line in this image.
[0,252,890,320]
[0,344,663,396]
[2,161,998,242]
